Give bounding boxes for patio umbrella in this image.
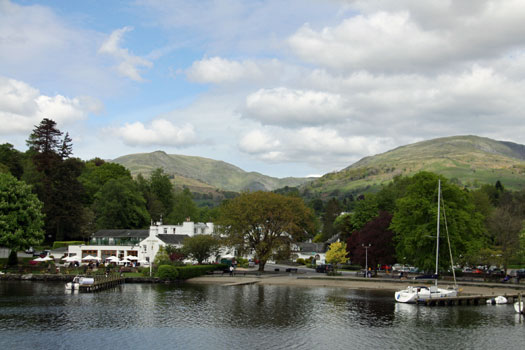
[40,256,53,261]
[124,256,138,260]
[33,257,44,262]
[82,255,98,261]
[106,256,119,262]
[119,259,131,264]
[65,256,80,262]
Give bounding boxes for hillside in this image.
[111,151,312,192]
[303,135,525,197]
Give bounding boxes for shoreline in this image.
[186,274,525,296]
[2,272,524,296]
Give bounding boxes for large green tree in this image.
[182,234,220,264]
[93,178,150,229]
[79,159,131,204]
[0,173,45,255]
[390,172,485,272]
[217,191,315,271]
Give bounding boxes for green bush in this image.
[236,257,249,268]
[296,258,305,265]
[156,265,179,280]
[52,241,84,249]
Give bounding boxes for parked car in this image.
[33,250,50,258]
[315,264,334,273]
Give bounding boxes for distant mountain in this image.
[111,151,313,192]
[303,135,525,197]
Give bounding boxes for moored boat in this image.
[395,180,458,303]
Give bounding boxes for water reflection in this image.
[0,281,523,350]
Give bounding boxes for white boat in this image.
[65,276,94,291]
[395,285,457,303]
[486,296,508,304]
[395,180,458,303]
[515,301,524,313]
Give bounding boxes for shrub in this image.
[156,265,179,280]
[236,257,249,268]
[296,258,305,265]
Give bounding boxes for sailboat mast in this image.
[435,180,441,287]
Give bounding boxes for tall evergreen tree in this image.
[25,118,85,242]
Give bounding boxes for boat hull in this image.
[395,286,457,303]
[515,301,524,314]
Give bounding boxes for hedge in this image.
[156,265,179,280]
[52,241,84,249]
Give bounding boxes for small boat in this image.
[515,301,524,314]
[65,276,94,291]
[486,296,507,304]
[395,180,458,303]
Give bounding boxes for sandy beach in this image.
[187,273,525,296]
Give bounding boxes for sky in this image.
[2,0,525,178]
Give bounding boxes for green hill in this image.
[111,151,312,192]
[304,135,525,197]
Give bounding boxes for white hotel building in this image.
[67,221,216,263]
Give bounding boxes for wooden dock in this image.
[417,293,522,306]
[79,274,125,293]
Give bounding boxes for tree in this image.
[487,193,523,274]
[25,119,85,242]
[93,178,150,229]
[149,168,175,221]
[390,172,485,272]
[164,245,186,263]
[79,160,131,204]
[320,198,341,241]
[217,191,315,271]
[0,143,25,179]
[325,241,348,269]
[167,188,199,224]
[346,211,395,269]
[0,173,45,256]
[183,234,220,264]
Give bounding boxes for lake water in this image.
[0,281,523,349]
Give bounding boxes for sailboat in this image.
[395,180,458,303]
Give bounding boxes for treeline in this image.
[306,172,524,273]
[0,119,218,243]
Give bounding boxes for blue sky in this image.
[2,1,525,178]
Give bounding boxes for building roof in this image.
[92,229,149,239]
[157,234,189,245]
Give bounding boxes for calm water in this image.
[0,281,523,349]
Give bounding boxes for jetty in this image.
[79,274,125,293]
[417,293,522,306]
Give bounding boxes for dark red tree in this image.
[346,211,396,269]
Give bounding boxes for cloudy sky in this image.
[2,0,525,178]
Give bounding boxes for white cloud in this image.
[0,76,101,135]
[98,26,153,82]
[187,57,263,83]
[243,87,349,126]
[113,119,197,147]
[289,0,525,73]
[239,126,393,167]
